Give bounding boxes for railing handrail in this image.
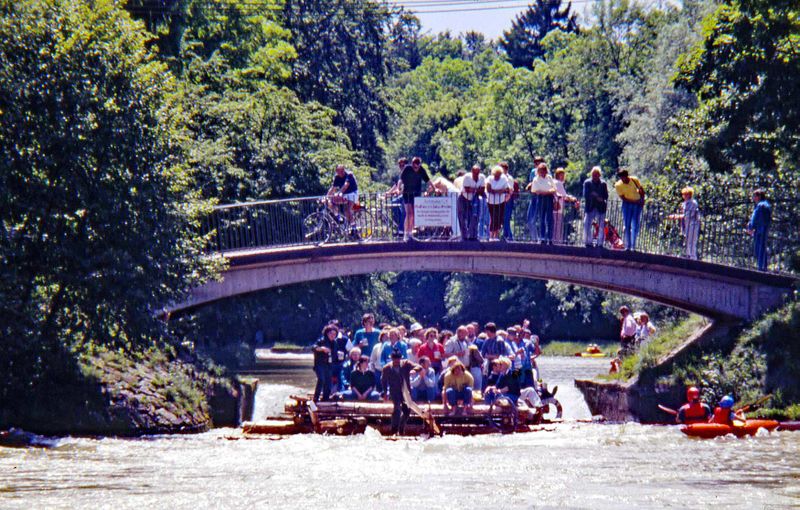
[200,191,799,275]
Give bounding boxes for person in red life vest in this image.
[709,395,745,425]
[676,386,711,424]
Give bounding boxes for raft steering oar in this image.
[402,382,441,436]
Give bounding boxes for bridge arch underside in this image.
[171,243,794,320]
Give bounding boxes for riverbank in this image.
[0,346,244,437]
[576,301,800,422]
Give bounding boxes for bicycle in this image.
[302,197,372,244]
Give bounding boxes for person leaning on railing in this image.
[553,167,579,244]
[486,166,510,241]
[457,164,485,241]
[526,162,557,244]
[614,168,645,251]
[400,157,430,241]
[583,166,608,247]
[500,161,519,241]
[386,158,408,237]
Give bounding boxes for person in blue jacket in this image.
[746,189,772,271]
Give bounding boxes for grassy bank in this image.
[671,301,800,420]
[600,314,708,381]
[1,345,239,436]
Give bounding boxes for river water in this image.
[2,356,799,509]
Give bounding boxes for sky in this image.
[394,0,677,40]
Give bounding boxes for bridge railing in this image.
[200,192,798,274]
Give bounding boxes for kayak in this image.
[681,419,779,438]
[573,352,606,358]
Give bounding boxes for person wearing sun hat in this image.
[381,347,422,435]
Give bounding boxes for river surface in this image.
[2,356,799,509]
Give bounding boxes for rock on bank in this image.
[0,348,256,437]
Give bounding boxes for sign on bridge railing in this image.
[414,195,457,227]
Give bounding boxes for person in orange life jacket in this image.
[710,395,745,425]
[676,386,711,424]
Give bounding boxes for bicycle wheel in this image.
[302,212,332,244]
[351,208,373,242]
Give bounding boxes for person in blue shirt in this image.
[339,347,362,389]
[410,356,437,403]
[746,189,772,271]
[380,328,408,366]
[353,313,381,355]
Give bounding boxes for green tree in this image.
[387,9,422,73]
[500,0,578,68]
[675,0,800,171]
[281,0,391,167]
[0,0,214,400]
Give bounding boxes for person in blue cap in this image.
[710,395,745,425]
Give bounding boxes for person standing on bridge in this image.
[501,162,519,241]
[746,189,772,271]
[553,167,578,244]
[614,168,646,250]
[486,166,510,241]
[668,187,701,259]
[387,158,408,238]
[527,163,557,243]
[457,164,485,240]
[400,157,430,241]
[583,166,608,247]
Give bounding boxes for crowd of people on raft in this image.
[312,313,558,434]
[676,387,746,426]
[329,156,774,270]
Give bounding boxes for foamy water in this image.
[2,357,798,509]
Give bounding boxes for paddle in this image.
[736,394,772,414]
[402,382,441,436]
[658,404,678,416]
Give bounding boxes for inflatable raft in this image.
[680,419,779,438]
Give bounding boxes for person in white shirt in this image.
[500,162,519,240]
[635,312,656,348]
[457,165,485,240]
[619,306,638,357]
[485,166,510,240]
[553,167,578,243]
[526,163,557,243]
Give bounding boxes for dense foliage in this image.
[2,0,798,380]
[0,0,219,422]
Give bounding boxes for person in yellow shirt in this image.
[614,169,645,250]
[442,361,474,415]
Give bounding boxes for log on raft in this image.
[285,399,540,421]
[243,417,368,436]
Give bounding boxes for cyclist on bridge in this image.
[327,164,359,225]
